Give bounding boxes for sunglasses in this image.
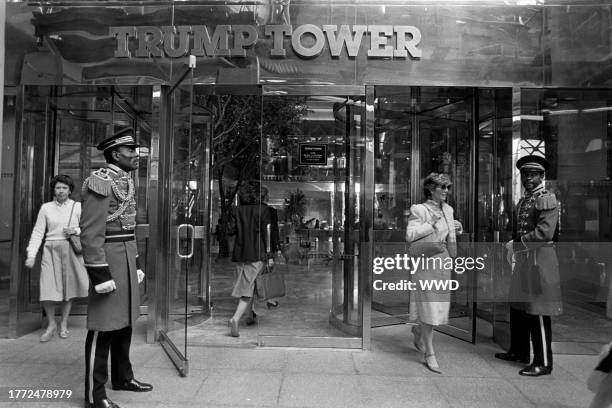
[437,184,452,190]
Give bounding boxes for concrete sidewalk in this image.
[0,317,599,408]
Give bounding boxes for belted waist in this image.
[105,230,135,243]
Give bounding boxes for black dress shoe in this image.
[112,378,153,392]
[519,364,552,377]
[495,352,530,364]
[85,398,120,408]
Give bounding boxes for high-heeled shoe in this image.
[40,326,57,342]
[266,301,279,309]
[228,318,239,337]
[246,311,257,326]
[411,326,424,352]
[424,354,442,374]
[59,328,70,339]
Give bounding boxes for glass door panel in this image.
[190,86,264,348]
[416,87,475,341]
[12,86,155,338]
[371,86,414,326]
[255,90,365,348]
[51,86,154,314]
[373,86,477,342]
[159,72,211,375]
[476,89,513,345]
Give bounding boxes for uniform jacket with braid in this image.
[80,164,141,331]
[509,183,562,316]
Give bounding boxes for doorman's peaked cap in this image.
[96,127,139,151]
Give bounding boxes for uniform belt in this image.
[105,231,135,243]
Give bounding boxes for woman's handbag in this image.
[67,202,83,255]
[408,233,445,258]
[256,263,286,301]
[408,205,445,258]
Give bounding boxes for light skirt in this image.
[40,240,89,302]
[232,261,264,298]
[409,249,451,326]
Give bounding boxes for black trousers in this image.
[508,307,553,367]
[84,326,134,404]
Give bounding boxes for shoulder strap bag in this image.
[255,223,286,300]
[408,204,446,258]
[67,202,83,255]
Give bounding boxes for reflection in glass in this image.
[519,89,612,347]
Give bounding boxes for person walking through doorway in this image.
[406,172,462,374]
[228,181,275,337]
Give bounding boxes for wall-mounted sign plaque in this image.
[299,144,327,166]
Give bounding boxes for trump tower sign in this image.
[110,24,422,60]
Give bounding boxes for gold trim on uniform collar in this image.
[107,164,128,177]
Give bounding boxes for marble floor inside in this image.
[163,254,611,354]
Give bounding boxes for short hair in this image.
[50,174,75,193]
[103,146,120,164]
[423,172,452,199]
[238,180,261,205]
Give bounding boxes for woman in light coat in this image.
[25,174,88,341]
[406,172,462,373]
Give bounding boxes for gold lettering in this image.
[323,25,366,57]
[135,26,163,57]
[162,26,191,58]
[231,25,258,56]
[264,25,292,57]
[110,26,135,58]
[367,25,394,58]
[191,25,231,57]
[394,25,422,58]
[292,24,325,58]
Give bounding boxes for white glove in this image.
[94,280,116,294]
[25,257,35,268]
[137,269,145,283]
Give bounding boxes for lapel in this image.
[441,203,457,257]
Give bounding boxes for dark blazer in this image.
[231,204,273,263]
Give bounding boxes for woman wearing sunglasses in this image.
[406,172,462,373]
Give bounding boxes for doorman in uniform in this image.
[80,128,153,408]
[495,154,563,377]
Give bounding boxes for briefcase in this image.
[256,264,286,301]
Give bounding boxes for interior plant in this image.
[284,189,306,227]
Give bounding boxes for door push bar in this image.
[177,224,195,259]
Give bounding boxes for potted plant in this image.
[284,189,306,227]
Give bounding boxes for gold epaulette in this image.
[82,168,112,196]
[535,192,557,210]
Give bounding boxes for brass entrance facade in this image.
[6,82,612,375]
[3,81,510,364]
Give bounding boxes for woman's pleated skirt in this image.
[40,240,89,302]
